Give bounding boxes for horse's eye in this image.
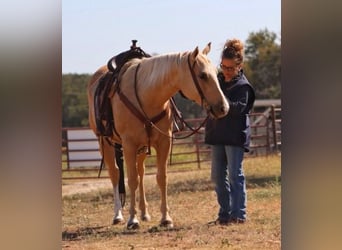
[199,72,208,80]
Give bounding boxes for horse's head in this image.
[180,43,229,119]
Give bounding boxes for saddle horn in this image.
[131,39,138,49]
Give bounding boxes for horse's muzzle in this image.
[206,101,229,119]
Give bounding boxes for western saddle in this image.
[94,40,151,137]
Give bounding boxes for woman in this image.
[205,39,255,224]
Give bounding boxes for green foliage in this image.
[244,28,281,99]
[62,74,91,127]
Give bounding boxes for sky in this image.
[62,0,281,74]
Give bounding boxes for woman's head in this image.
[220,39,244,82]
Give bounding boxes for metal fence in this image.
[62,105,281,180]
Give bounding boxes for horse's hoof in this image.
[127,222,140,230]
[160,220,174,228]
[141,214,151,221]
[127,216,140,230]
[112,218,124,225]
[112,213,124,225]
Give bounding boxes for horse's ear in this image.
[191,46,199,60]
[202,42,211,55]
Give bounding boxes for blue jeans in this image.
[211,145,246,220]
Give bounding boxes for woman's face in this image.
[220,58,241,82]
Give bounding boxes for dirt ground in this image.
[62,157,281,250]
[62,179,113,197]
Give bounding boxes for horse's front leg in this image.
[122,142,140,229]
[156,138,173,228]
[137,152,151,221]
[100,138,124,225]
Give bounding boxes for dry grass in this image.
[62,155,281,249]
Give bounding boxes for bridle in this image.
[182,53,218,118]
[186,54,207,108]
[149,53,212,139]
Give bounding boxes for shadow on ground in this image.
[62,224,192,242]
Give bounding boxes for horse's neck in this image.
[138,52,188,110]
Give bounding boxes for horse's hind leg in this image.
[137,153,151,221]
[100,138,124,224]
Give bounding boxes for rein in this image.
[152,97,209,139]
[154,53,210,139]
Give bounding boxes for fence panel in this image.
[62,110,279,179]
[270,105,282,151]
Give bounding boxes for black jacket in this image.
[205,71,255,152]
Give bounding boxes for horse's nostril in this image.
[221,106,228,114]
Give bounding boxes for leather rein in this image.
[116,53,210,155]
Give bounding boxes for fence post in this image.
[194,132,201,169]
[271,105,278,152]
[64,129,70,170]
[266,114,270,155]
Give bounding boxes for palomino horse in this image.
[87,43,229,229]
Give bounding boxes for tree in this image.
[244,29,281,99]
[62,74,90,127]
